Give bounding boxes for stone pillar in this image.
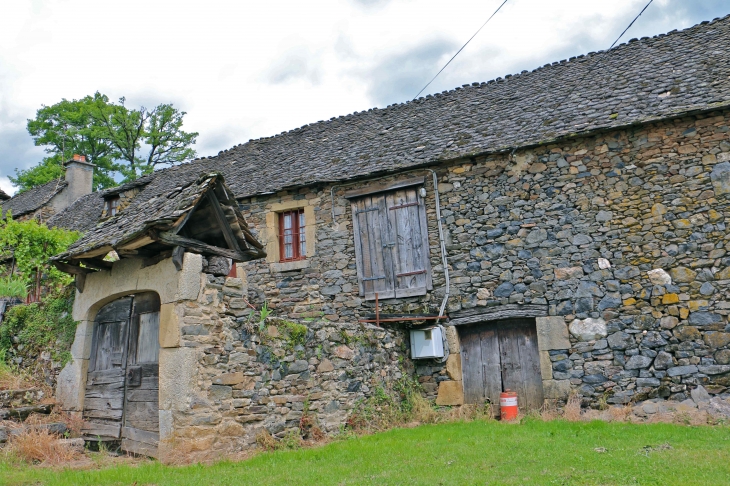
[535,316,571,400]
[436,325,464,405]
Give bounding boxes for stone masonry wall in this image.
[165,271,409,458]
[239,109,730,408]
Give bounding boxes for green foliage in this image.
[0,289,76,364]
[15,92,198,192]
[282,321,307,348]
[8,157,64,194]
[0,277,27,299]
[0,213,79,291]
[257,302,271,332]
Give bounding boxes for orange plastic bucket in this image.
[500,390,519,420]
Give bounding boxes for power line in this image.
[524,0,654,142]
[413,0,509,100]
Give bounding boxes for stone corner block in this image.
[159,303,182,348]
[539,351,553,380]
[435,380,464,406]
[536,316,570,350]
[444,325,460,353]
[174,253,203,302]
[55,358,89,412]
[445,354,462,381]
[542,379,571,400]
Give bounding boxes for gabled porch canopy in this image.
[52,172,265,291]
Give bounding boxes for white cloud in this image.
[0,0,726,196]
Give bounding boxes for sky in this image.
[0,0,728,196]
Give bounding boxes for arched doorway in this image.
[82,292,160,457]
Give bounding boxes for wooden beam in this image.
[152,231,257,262]
[448,304,548,326]
[75,273,86,293]
[172,246,184,271]
[71,258,112,271]
[52,260,95,276]
[344,176,425,199]
[117,236,154,251]
[206,191,242,252]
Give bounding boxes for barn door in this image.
[121,292,160,457]
[459,319,544,415]
[82,293,160,457]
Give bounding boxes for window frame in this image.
[278,208,306,262]
[105,196,120,217]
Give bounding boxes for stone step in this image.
[0,422,68,446]
[0,403,53,421]
[0,388,45,408]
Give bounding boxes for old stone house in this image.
[50,16,730,458]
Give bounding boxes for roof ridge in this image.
[184,13,729,159]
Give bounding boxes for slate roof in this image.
[177,15,730,199]
[0,179,67,218]
[51,15,730,258]
[0,188,10,201]
[46,192,104,233]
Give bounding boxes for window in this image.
[105,196,120,217]
[278,209,306,262]
[348,183,432,300]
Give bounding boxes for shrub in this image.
[0,277,27,299]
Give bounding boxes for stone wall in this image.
[240,109,730,407]
[162,270,409,459]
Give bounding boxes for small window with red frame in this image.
[278,209,306,261]
[105,196,120,217]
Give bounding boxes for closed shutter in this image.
[351,194,396,299]
[351,186,432,300]
[386,188,432,298]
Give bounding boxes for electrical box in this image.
[410,327,444,359]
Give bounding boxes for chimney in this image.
[59,154,95,209]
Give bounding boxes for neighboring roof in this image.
[54,172,264,261]
[46,192,104,233]
[0,188,10,201]
[0,179,67,218]
[174,15,730,199]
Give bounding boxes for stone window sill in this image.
[271,259,310,272]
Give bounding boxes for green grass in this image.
[2,419,730,485]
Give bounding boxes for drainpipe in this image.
[425,169,450,324]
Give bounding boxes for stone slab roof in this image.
[179,15,730,199]
[0,179,67,218]
[50,15,730,257]
[46,192,104,233]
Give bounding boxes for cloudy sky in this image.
[0,0,727,195]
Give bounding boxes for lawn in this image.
[2,419,729,485]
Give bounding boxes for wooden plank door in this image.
[82,297,133,439]
[122,292,161,458]
[498,320,544,411]
[459,319,544,413]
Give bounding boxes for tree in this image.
[16,93,198,191]
[87,97,198,180]
[22,93,119,191]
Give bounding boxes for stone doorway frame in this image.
[437,305,571,405]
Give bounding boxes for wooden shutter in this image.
[351,194,396,300]
[386,187,432,298]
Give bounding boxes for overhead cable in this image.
[412,0,509,100]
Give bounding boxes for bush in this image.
[0,288,76,366]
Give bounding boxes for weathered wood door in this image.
[82,293,160,457]
[460,319,543,415]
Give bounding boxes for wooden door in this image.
[82,293,160,457]
[459,319,544,414]
[82,297,133,439]
[122,292,160,457]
